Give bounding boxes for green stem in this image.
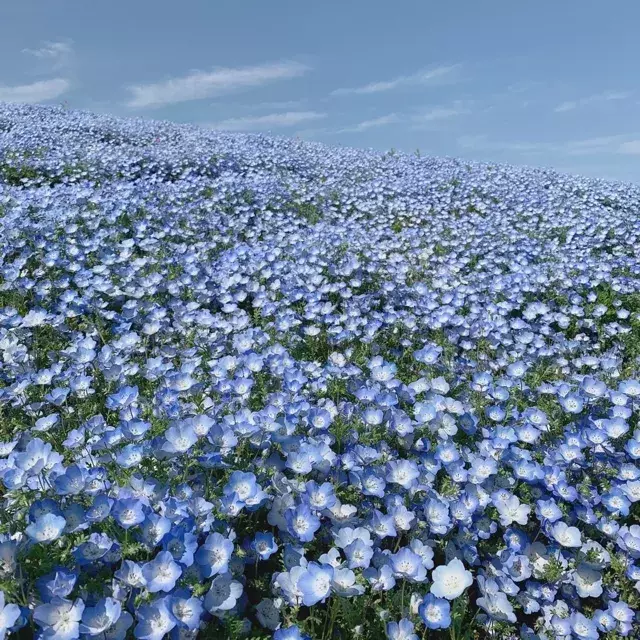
[326,598,338,640]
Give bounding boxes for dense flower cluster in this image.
[0,102,640,639]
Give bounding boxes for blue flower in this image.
[298,562,334,606]
[26,512,66,544]
[161,422,198,455]
[36,568,77,602]
[285,504,320,543]
[79,597,122,636]
[142,551,182,593]
[134,597,176,640]
[418,594,451,629]
[112,498,146,529]
[303,480,336,510]
[273,625,311,640]
[195,532,234,578]
[386,618,418,640]
[252,532,278,560]
[0,591,21,640]
[430,558,473,600]
[391,548,427,582]
[169,594,203,631]
[204,573,244,614]
[34,597,85,640]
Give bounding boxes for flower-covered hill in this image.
[0,101,640,639]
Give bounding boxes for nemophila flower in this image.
[370,509,397,539]
[26,512,66,544]
[223,471,258,503]
[115,560,147,588]
[424,498,451,535]
[571,612,599,640]
[550,521,583,548]
[255,598,280,630]
[572,564,603,598]
[273,625,311,640]
[140,513,172,547]
[303,480,336,510]
[163,527,198,566]
[409,539,435,569]
[204,573,243,614]
[106,386,139,411]
[414,402,436,424]
[391,548,427,582]
[142,551,182,593]
[608,600,634,626]
[344,537,374,569]
[134,598,176,640]
[593,609,616,633]
[298,562,334,606]
[602,487,631,516]
[115,443,145,468]
[169,594,203,631]
[0,591,21,640]
[331,567,364,597]
[558,392,584,414]
[161,422,198,455]
[386,618,418,640]
[112,498,146,529]
[476,583,517,623]
[285,504,320,542]
[430,558,473,600]
[619,379,640,397]
[36,569,77,602]
[418,594,451,629]
[386,459,420,489]
[79,597,122,636]
[364,564,396,592]
[34,597,85,640]
[251,532,278,560]
[85,493,114,524]
[493,493,530,526]
[354,469,386,498]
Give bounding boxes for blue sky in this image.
[1,0,640,182]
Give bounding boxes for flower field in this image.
[1,102,640,639]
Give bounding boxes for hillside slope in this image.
[0,102,640,639]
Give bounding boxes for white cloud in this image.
[458,133,640,157]
[554,91,630,113]
[252,99,307,111]
[618,140,640,155]
[210,111,326,131]
[22,40,74,70]
[331,64,460,96]
[126,61,309,108]
[0,78,70,104]
[413,105,469,123]
[339,113,400,133]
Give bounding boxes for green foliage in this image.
[293,201,323,224]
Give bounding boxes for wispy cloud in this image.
[619,140,640,155]
[0,78,70,104]
[22,40,74,71]
[339,113,400,133]
[554,91,630,113]
[412,104,470,124]
[209,111,326,131]
[330,64,460,97]
[339,102,468,134]
[458,133,640,157]
[126,61,309,108]
[251,99,307,111]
